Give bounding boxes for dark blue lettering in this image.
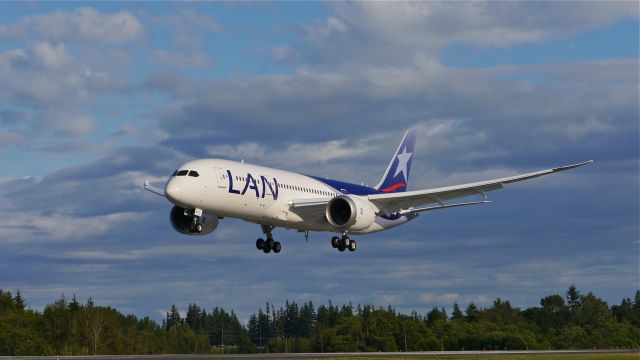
[241,173,259,198]
[227,170,240,194]
[272,177,279,200]
[260,175,279,200]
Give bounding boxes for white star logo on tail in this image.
[393,148,413,180]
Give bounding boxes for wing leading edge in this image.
[143,181,166,197]
[367,160,593,215]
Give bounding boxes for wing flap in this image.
[399,200,492,214]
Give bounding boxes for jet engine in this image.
[325,195,377,231]
[170,205,218,235]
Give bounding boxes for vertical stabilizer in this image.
[375,128,417,193]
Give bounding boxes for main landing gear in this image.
[331,233,356,252]
[256,225,281,254]
[188,208,203,233]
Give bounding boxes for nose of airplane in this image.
[165,178,182,203]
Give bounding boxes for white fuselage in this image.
[163,159,414,235]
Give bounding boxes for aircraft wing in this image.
[143,181,165,197]
[288,198,331,222]
[367,160,593,215]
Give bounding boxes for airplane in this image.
[144,128,592,254]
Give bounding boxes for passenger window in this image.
[188,171,199,177]
[176,170,188,176]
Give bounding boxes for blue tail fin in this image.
[375,128,417,193]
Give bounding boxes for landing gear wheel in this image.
[256,238,265,250]
[195,223,203,233]
[263,246,271,253]
[266,238,275,250]
[273,241,282,253]
[348,240,357,252]
[338,244,346,252]
[331,236,340,248]
[343,237,351,247]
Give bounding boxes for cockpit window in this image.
[188,171,199,177]
[176,170,188,176]
[172,170,178,176]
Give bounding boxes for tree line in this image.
[0,286,638,355]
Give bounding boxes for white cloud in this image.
[153,49,212,69]
[32,41,71,69]
[56,115,97,136]
[176,9,221,32]
[305,16,347,39]
[0,211,144,243]
[290,2,638,68]
[420,292,460,305]
[207,138,374,167]
[272,46,301,66]
[0,48,28,71]
[155,9,222,49]
[0,7,143,43]
[60,250,137,261]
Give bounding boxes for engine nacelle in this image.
[325,195,377,231]
[170,205,218,235]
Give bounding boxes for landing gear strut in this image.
[257,225,281,254]
[188,208,203,233]
[331,233,356,252]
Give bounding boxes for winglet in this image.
[375,128,418,193]
[143,180,165,197]
[551,160,593,173]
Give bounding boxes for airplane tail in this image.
[375,128,417,193]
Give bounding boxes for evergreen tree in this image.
[185,303,201,332]
[612,298,633,323]
[166,305,181,329]
[68,294,81,312]
[426,307,447,327]
[42,295,70,354]
[633,290,640,325]
[534,294,569,331]
[465,302,479,322]
[0,290,16,313]
[566,285,581,310]
[1,288,639,355]
[13,290,25,312]
[451,302,463,321]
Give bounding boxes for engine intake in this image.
[325,195,376,231]
[170,205,218,235]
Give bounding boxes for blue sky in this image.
[0,2,637,322]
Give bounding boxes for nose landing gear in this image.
[188,208,203,233]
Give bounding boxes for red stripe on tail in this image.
[380,183,407,193]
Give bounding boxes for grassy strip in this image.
[318,353,639,360]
